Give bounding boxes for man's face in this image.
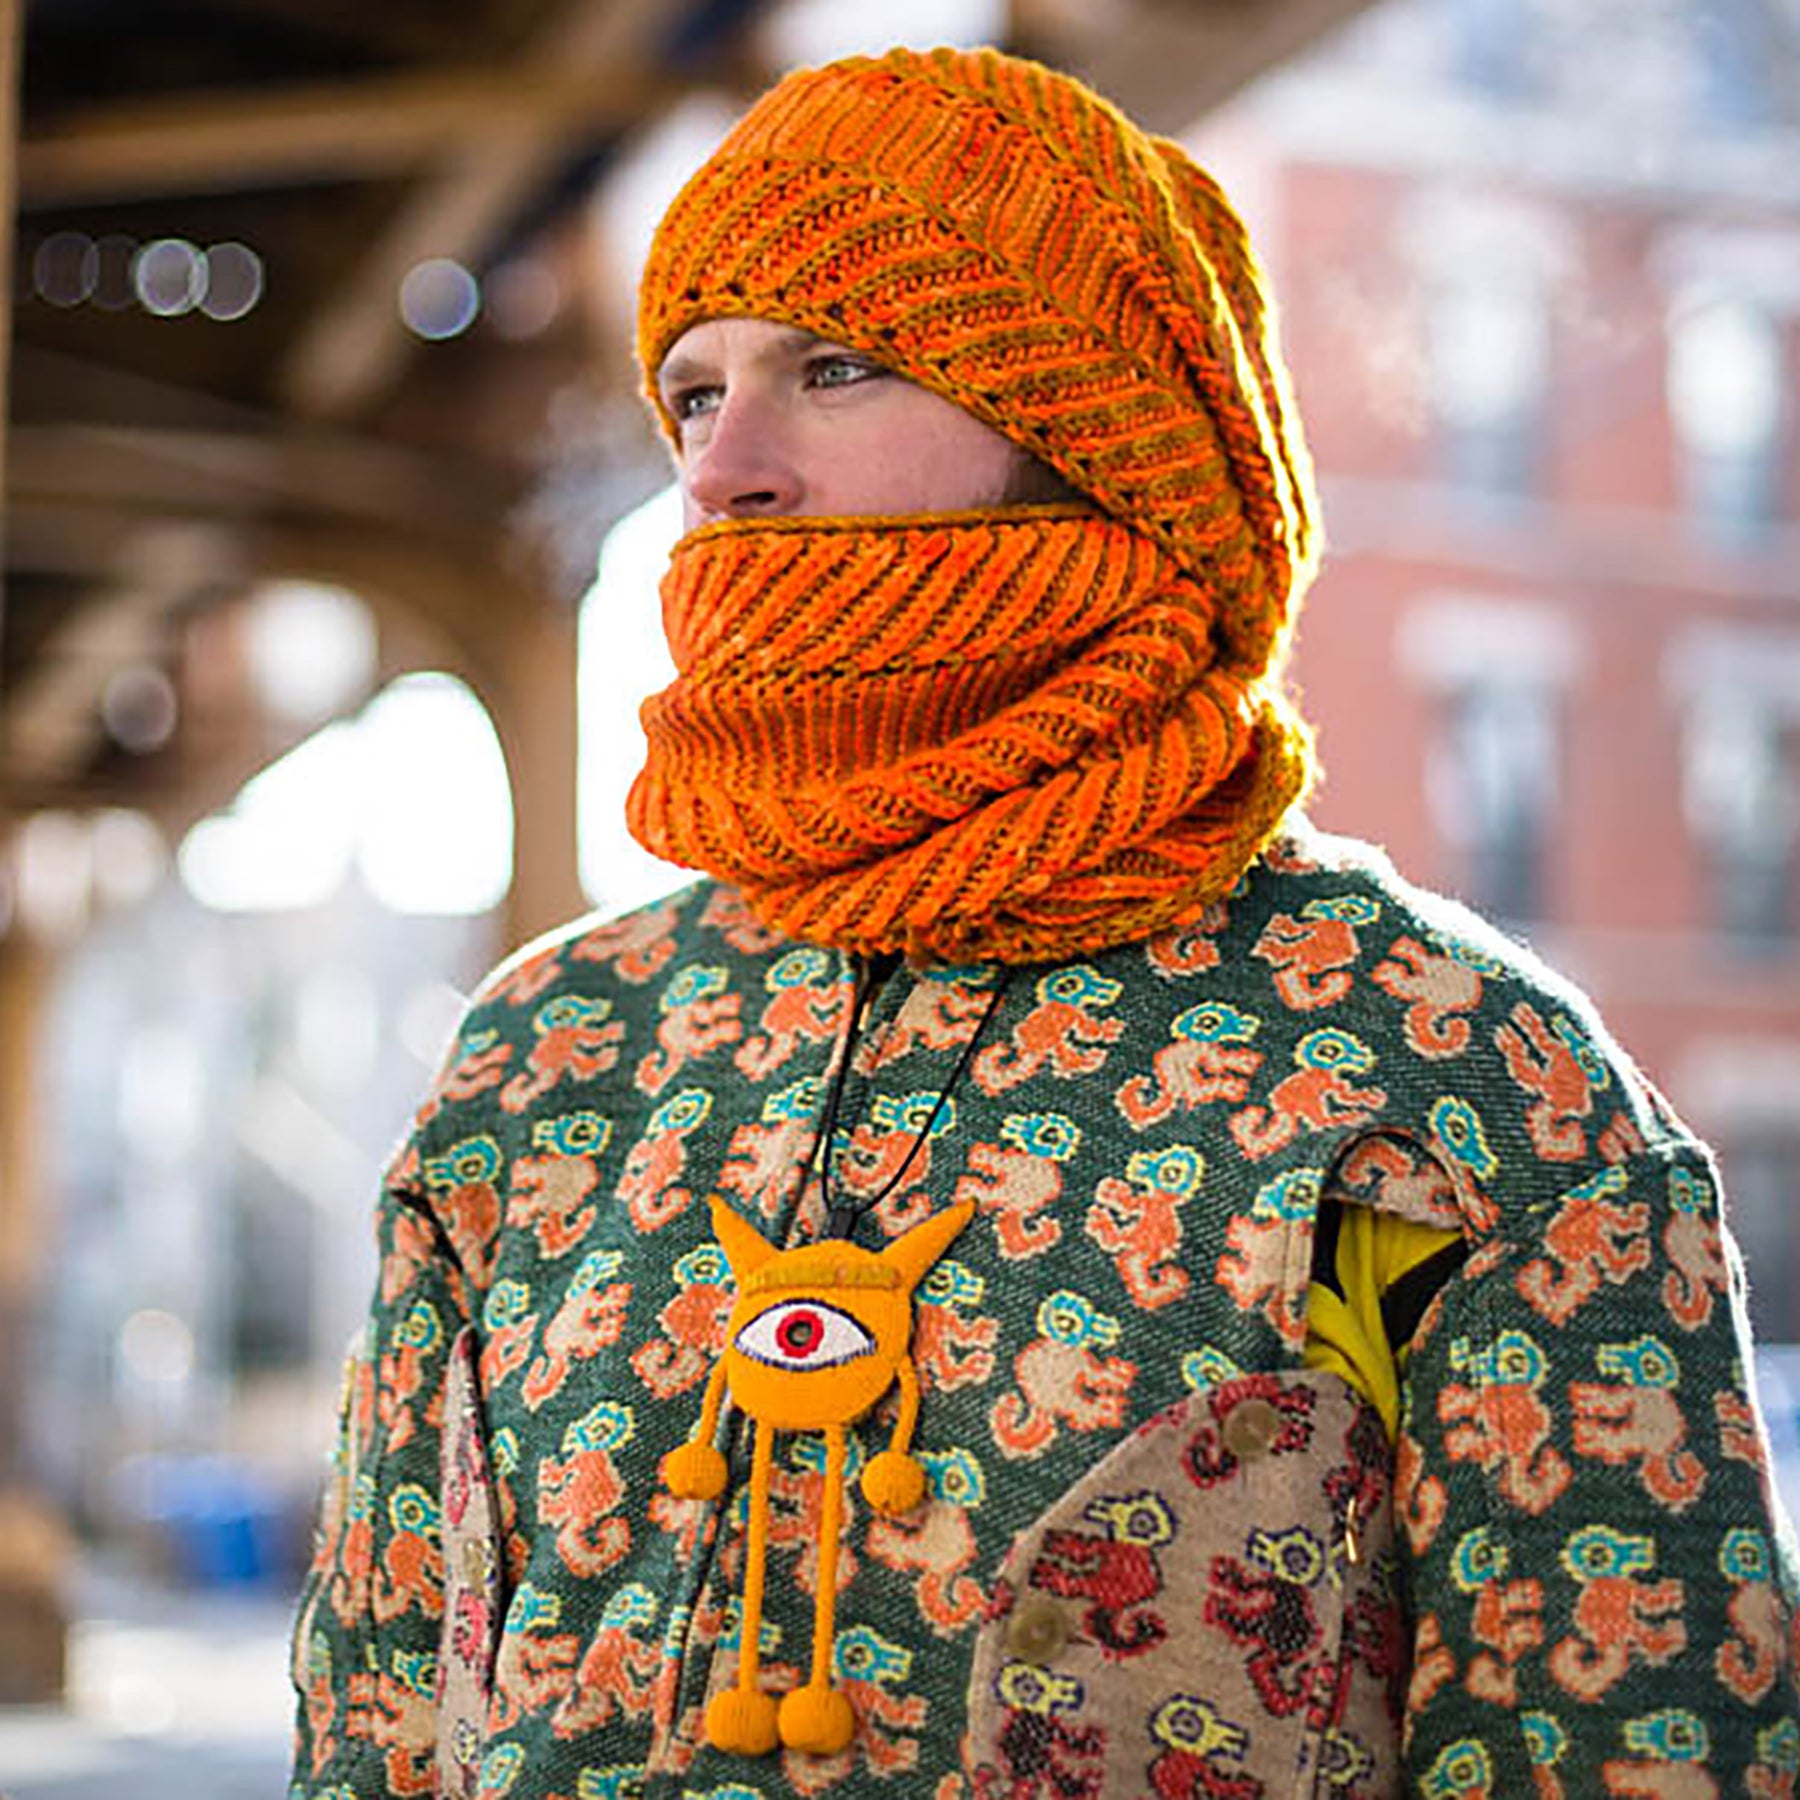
[657,318,1027,531]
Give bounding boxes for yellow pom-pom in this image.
[778,1682,856,1755]
[706,1685,780,1755]
[663,1441,728,1501]
[860,1450,926,1516]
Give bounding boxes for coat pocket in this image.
[436,1324,503,1797]
[965,1370,1403,1797]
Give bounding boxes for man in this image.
[290,45,1799,1799]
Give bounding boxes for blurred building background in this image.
[2,0,1798,1790]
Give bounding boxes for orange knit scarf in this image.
[627,509,1313,965]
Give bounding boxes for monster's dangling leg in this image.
[704,1417,780,1755]
[861,1356,928,1516]
[777,1423,856,1754]
[663,1358,730,1500]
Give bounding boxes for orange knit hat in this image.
[638,44,1321,674]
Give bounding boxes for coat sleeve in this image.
[289,1171,472,1798]
[1394,1137,1800,1793]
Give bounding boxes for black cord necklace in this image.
[804,955,1014,1242]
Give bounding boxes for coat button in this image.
[1006,1597,1071,1664]
[1223,1396,1282,1461]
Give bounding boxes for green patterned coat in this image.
[289,826,1800,1798]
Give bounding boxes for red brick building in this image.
[1192,0,1800,1342]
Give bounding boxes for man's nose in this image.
[681,398,801,522]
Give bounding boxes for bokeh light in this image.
[399,257,481,340]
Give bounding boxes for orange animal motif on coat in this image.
[1331,1130,1461,1227]
[913,1260,1000,1391]
[1229,1029,1385,1160]
[1515,1167,1650,1327]
[1495,1002,1608,1162]
[614,1088,712,1234]
[1716,1529,1785,1706]
[372,1483,444,1625]
[715,1115,812,1222]
[735,948,848,1081]
[1663,1164,1726,1332]
[344,1670,434,1797]
[500,994,626,1114]
[955,1140,1066,1260]
[1448,1527,1543,1708]
[378,1217,435,1315]
[1250,896,1375,1010]
[1144,910,1228,977]
[539,1409,633,1577]
[506,1149,600,1261]
[478,1282,537,1394]
[1716,1390,1766,1467]
[1118,999,1263,1128]
[866,976,1003,1068]
[572,894,683,981]
[521,1252,632,1412]
[1597,1108,1648,1167]
[833,1094,953,1236]
[632,1243,733,1401]
[973,967,1124,1094]
[488,1623,581,1735]
[1214,1170,1315,1348]
[326,1504,374,1632]
[699,883,788,954]
[417,1028,512,1124]
[1570,1337,1706,1512]
[1439,1331,1571,1515]
[1548,1526,1686,1701]
[1085,1144,1203,1311]
[637,964,744,1096]
[1395,1422,1447,1555]
[867,1465,987,1631]
[1404,1611,1459,1717]
[990,1290,1136,1458]
[374,1299,443,1455]
[549,1584,662,1738]
[300,1639,338,1776]
[1601,1738,1720,1800]
[485,942,567,1007]
[1370,935,1487,1059]
[419,1136,507,1286]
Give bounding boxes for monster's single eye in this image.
[735,1299,875,1370]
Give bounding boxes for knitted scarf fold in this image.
[627,508,1313,966]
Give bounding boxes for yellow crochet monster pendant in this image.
[662,1193,975,1757]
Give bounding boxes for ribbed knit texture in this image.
[627,510,1313,964]
[638,44,1321,675]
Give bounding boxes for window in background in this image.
[1434,677,1559,925]
[1401,594,1580,929]
[1429,280,1551,496]
[1667,290,1788,546]
[1669,624,1800,954]
[1681,698,1796,950]
[1400,190,1569,502]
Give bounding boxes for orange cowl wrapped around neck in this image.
[626,508,1314,966]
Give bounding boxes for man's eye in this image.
[734,1299,875,1370]
[807,354,883,390]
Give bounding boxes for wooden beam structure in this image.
[19,63,692,205]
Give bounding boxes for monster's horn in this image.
[881,1200,976,1296]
